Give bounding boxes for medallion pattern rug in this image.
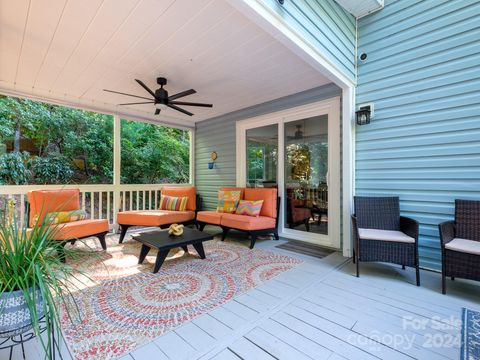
[60,235,302,359]
[461,307,480,360]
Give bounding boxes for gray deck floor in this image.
[3,234,480,360]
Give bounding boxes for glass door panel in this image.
[246,124,278,188]
[284,115,328,235]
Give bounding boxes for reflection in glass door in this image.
[246,124,278,188]
[284,116,328,235]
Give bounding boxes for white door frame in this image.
[236,97,341,249]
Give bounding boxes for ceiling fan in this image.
[286,124,304,140]
[104,77,213,116]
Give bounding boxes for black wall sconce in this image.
[356,103,374,125]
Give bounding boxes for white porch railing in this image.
[0,184,188,231]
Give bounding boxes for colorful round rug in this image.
[61,235,302,359]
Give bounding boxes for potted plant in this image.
[0,198,84,358]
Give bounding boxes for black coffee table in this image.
[132,227,214,273]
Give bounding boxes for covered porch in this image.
[1,0,480,359]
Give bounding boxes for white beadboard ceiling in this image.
[0,0,330,126]
[334,0,384,18]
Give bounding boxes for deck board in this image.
[244,327,313,360]
[259,318,332,359]
[228,337,276,360]
[192,314,234,340]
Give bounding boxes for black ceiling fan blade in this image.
[155,108,161,115]
[119,101,155,105]
[167,104,193,116]
[169,101,212,108]
[169,89,196,100]
[103,89,152,101]
[135,79,158,99]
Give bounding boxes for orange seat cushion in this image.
[220,214,276,231]
[197,211,224,225]
[117,210,195,226]
[52,219,109,241]
[244,188,277,218]
[161,187,196,211]
[28,189,81,227]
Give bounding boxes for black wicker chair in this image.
[352,196,420,286]
[438,199,480,294]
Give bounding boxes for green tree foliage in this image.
[121,119,190,184]
[0,95,190,185]
[0,151,31,185]
[31,153,74,184]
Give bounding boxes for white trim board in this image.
[236,97,341,250]
[227,0,355,89]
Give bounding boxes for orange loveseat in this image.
[28,189,109,260]
[197,187,279,249]
[117,186,198,243]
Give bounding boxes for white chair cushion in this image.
[445,238,480,256]
[358,228,415,243]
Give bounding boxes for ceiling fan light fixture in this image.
[155,103,168,110]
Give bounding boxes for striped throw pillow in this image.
[217,190,241,213]
[159,195,188,211]
[235,200,263,217]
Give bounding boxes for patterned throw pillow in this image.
[235,200,263,217]
[34,209,88,226]
[217,190,241,213]
[159,195,188,211]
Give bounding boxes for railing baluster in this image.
[155,190,158,209]
[91,192,95,219]
[122,191,126,212]
[82,192,86,210]
[142,191,146,210]
[20,194,25,227]
[107,191,111,224]
[99,191,103,219]
[136,191,140,210]
[129,191,133,211]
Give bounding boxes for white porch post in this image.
[342,86,355,257]
[112,115,121,232]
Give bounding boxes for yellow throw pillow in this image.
[33,209,87,226]
[216,190,241,213]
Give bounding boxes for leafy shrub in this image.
[0,151,31,185]
[32,153,74,184]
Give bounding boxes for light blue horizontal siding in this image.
[195,83,341,210]
[263,0,356,82]
[356,0,480,270]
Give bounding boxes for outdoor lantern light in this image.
[356,105,372,125]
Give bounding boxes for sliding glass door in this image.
[284,116,329,236]
[246,124,278,188]
[236,98,340,248]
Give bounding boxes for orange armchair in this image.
[116,186,199,243]
[28,189,109,260]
